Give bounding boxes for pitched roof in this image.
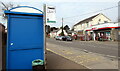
[74,13,100,26]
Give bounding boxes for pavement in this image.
[46,51,87,69]
[0,47,88,70]
[46,42,118,69]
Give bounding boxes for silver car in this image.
[55,36,64,40]
[55,36,60,40]
[59,36,64,41]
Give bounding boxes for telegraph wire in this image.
[63,5,118,19]
[55,5,118,28]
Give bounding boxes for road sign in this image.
[45,5,56,25]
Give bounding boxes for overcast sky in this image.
[0,0,119,28]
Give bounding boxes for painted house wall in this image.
[50,29,68,38]
[92,14,111,26]
[50,32,57,38]
[73,13,111,34]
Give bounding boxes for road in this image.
[46,38,119,69]
[47,38,118,57]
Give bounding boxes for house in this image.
[66,30,77,36]
[49,30,58,38]
[73,13,111,35]
[50,29,68,38]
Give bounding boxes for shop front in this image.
[85,22,119,41]
[94,29,111,41]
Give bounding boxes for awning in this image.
[85,22,119,31]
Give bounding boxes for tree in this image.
[0,1,19,20]
[50,27,58,31]
[60,27,65,36]
[60,23,64,36]
[45,25,51,34]
[64,25,70,31]
[60,30,64,36]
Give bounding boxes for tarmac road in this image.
[47,38,118,57]
[46,38,119,70]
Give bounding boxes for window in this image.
[86,22,89,27]
[99,19,101,21]
[98,19,101,24]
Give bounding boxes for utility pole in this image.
[61,18,64,36]
[62,18,63,29]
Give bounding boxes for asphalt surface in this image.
[47,38,118,57]
[46,51,87,69]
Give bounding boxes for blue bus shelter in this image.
[5,6,45,69]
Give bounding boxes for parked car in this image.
[55,36,64,40]
[62,36,72,41]
[59,36,64,41]
[55,36,60,40]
